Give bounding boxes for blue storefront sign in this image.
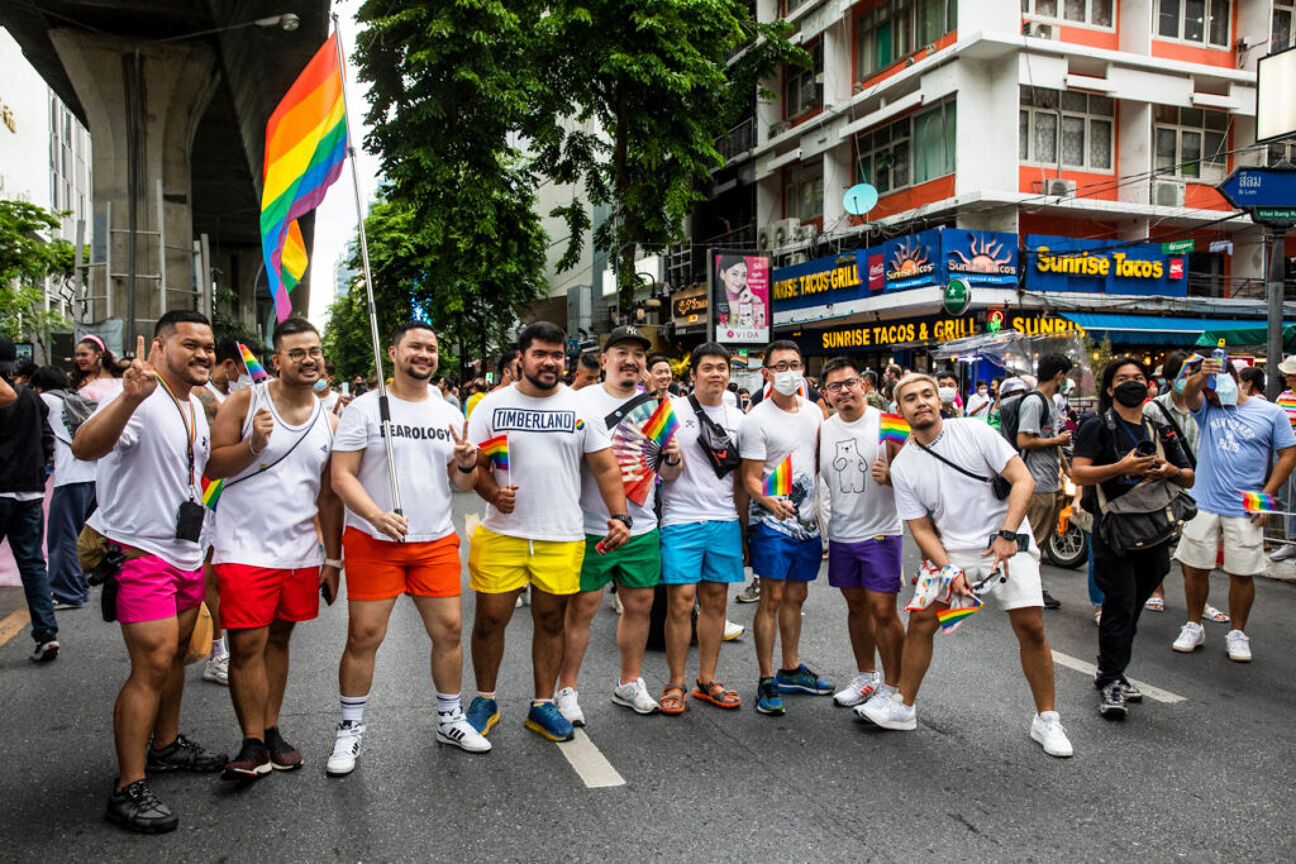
[943,229,1018,286]
[772,252,876,313]
[1023,234,1188,297]
[883,228,943,291]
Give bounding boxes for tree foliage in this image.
[0,200,73,342]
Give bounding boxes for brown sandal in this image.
[692,679,742,709]
[660,684,686,715]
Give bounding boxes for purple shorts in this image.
[827,536,902,593]
[116,552,205,624]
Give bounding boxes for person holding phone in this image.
[205,318,342,780]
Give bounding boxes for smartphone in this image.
[320,580,335,606]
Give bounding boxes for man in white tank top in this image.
[205,319,343,780]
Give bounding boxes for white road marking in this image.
[558,730,625,788]
[1051,650,1186,704]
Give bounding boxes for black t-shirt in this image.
[1074,410,1192,515]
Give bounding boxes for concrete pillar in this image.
[1120,0,1152,54]
[1118,101,1151,205]
[822,143,851,230]
[1232,228,1268,294]
[954,55,1018,200]
[49,29,217,343]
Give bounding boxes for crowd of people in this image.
[1,314,1293,836]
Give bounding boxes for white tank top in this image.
[211,382,333,568]
[205,380,228,404]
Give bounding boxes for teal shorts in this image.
[579,529,661,592]
[659,520,744,585]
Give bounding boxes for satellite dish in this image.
[843,183,878,217]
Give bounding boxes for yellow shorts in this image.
[467,525,585,596]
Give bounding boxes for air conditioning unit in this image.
[1047,178,1076,197]
[1152,179,1186,207]
[788,251,811,265]
[1023,21,1055,39]
[758,217,802,251]
[794,223,819,244]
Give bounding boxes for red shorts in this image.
[342,527,461,600]
[214,564,320,629]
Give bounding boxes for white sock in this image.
[435,691,461,718]
[209,636,226,659]
[340,693,367,726]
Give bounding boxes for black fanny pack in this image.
[689,394,741,478]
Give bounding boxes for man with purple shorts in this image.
[819,357,905,708]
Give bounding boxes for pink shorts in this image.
[116,553,205,624]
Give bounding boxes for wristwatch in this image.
[996,530,1018,543]
[611,514,633,529]
[324,558,343,569]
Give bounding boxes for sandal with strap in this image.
[660,684,686,715]
[692,679,742,709]
[1203,604,1230,623]
[1144,596,1164,612]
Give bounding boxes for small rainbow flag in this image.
[1241,491,1280,513]
[480,434,509,470]
[937,597,983,634]
[642,398,679,448]
[200,475,222,511]
[763,454,793,496]
[1174,353,1205,385]
[239,343,269,382]
[880,412,910,446]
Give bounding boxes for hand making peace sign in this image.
[121,335,159,404]
[449,419,477,470]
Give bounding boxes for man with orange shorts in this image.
[326,321,489,775]
[206,318,342,780]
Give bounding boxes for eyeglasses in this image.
[282,347,324,362]
[768,361,802,373]
[823,378,861,394]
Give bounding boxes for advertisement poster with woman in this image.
[711,250,771,345]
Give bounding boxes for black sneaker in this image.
[30,640,59,663]
[221,738,271,781]
[1042,590,1061,610]
[106,779,178,834]
[146,734,227,773]
[1118,678,1143,704]
[1098,682,1127,719]
[264,726,303,771]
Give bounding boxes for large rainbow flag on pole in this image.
[260,33,349,321]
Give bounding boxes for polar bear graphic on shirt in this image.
[832,439,868,495]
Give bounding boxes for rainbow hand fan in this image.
[609,397,669,507]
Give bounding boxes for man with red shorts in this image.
[326,320,489,775]
[206,317,342,779]
[74,312,229,833]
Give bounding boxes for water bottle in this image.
[1209,338,1227,389]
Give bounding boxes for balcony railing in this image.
[715,118,755,162]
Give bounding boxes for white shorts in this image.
[945,547,1044,611]
[1173,510,1267,576]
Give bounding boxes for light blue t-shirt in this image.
[1190,397,1296,517]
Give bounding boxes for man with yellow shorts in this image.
[467,322,631,743]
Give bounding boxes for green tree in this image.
[0,200,73,347]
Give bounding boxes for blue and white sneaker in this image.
[524,701,575,742]
[755,678,784,716]
[775,664,834,695]
[466,696,500,736]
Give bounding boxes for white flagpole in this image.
[331,13,403,519]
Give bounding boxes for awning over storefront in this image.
[1058,313,1244,346]
[1195,324,1296,353]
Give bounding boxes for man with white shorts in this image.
[860,374,1073,758]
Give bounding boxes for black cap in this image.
[604,326,651,352]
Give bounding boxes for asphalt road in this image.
[2,492,1294,863]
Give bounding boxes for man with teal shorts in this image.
[555,327,683,725]
[659,343,748,714]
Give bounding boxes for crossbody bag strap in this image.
[688,392,729,439]
[224,398,323,490]
[1148,399,1196,469]
[912,438,990,484]
[603,391,656,430]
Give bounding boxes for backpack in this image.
[52,389,99,437]
[998,390,1050,452]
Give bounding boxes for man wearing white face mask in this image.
[966,380,992,419]
[936,370,962,418]
[313,360,342,415]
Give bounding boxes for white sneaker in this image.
[1093,606,1102,627]
[611,677,660,715]
[1030,711,1074,758]
[1269,544,1296,561]
[613,591,624,615]
[856,691,916,730]
[515,590,531,608]
[722,619,745,641]
[1172,621,1205,653]
[554,686,586,727]
[436,712,492,753]
[833,671,880,707]
[326,722,365,776]
[1225,629,1252,662]
[203,653,229,685]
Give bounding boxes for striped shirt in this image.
[1143,393,1199,458]
[1277,390,1296,430]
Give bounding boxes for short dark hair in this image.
[497,349,520,376]
[762,339,801,362]
[31,365,70,392]
[647,354,673,372]
[1161,350,1189,380]
[1240,365,1265,392]
[325,360,336,376]
[821,356,859,380]
[155,309,210,338]
[215,336,242,364]
[689,342,730,372]
[936,367,958,382]
[976,378,987,387]
[16,362,38,380]
[577,352,601,372]
[273,317,320,349]
[1099,356,1151,412]
[862,370,878,387]
[1037,353,1073,383]
[517,321,565,353]
[390,319,436,347]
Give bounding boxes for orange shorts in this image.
[342,527,462,600]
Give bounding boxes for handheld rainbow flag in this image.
[239,343,269,382]
[880,412,910,446]
[763,454,793,497]
[642,398,679,448]
[1241,491,1280,513]
[260,33,349,321]
[200,476,222,511]
[480,434,510,470]
[937,597,984,634]
[1174,353,1205,385]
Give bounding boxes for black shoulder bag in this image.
[688,393,741,479]
[1094,410,1196,555]
[912,436,1013,500]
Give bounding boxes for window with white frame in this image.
[1019,88,1114,171]
[912,101,956,183]
[1156,0,1230,47]
[1021,0,1113,28]
[785,40,823,119]
[855,116,912,194]
[784,161,824,222]
[1154,105,1228,181]
[1274,1,1295,51]
[784,0,810,16]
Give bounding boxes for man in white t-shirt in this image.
[325,321,490,774]
[740,340,831,717]
[859,374,1073,758]
[466,322,631,744]
[205,318,343,779]
[817,357,905,709]
[73,313,228,833]
[555,326,680,724]
[660,343,748,713]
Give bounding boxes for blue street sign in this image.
[1217,166,1296,209]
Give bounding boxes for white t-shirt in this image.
[819,408,901,541]
[965,391,991,418]
[317,389,341,414]
[468,383,611,541]
[661,394,745,527]
[87,385,211,570]
[204,380,228,404]
[722,389,739,409]
[576,385,658,537]
[739,396,821,540]
[890,418,1029,554]
[41,392,98,486]
[333,389,463,543]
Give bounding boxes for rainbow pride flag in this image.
[643,398,679,448]
[763,454,793,496]
[1174,353,1205,385]
[480,434,509,470]
[201,475,222,511]
[937,597,983,634]
[260,33,348,321]
[1241,491,1280,513]
[239,343,269,382]
[880,412,910,446]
